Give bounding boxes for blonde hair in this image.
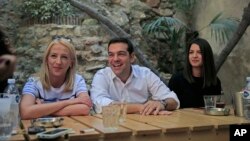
[39,38,77,92]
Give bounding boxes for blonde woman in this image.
[20,36,92,119]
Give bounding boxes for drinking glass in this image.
[0,96,13,141]
[216,95,226,108]
[102,105,120,130]
[203,95,217,109]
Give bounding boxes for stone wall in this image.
[7,0,174,89]
[1,0,250,103]
[15,24,109,89]
[0,0,22,43]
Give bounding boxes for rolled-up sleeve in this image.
[147,71,180,109]
[22,77,39,98]
[75,75,88,96]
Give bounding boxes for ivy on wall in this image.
[22,0,75,21]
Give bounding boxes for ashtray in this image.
[32,117,64,127]
[204,107,230,116]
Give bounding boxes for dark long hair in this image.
[183,38,217,87]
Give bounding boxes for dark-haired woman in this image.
[168,38,222,108]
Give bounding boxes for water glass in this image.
[4,94,19,134]
[119,102,127,123]
[216,95,226,108]
[112,102,127,123]
[102,105,120,130]
[0,96,13,141]
[203,95,217,109]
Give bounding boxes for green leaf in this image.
[22,0,75,21]
[208,13,239,44]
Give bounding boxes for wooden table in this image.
[12,108,250,141]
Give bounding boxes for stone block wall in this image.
[15,24,110,89]
[1,0,249,103]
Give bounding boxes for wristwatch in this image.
[160,100,168,109]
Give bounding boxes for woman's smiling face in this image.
[189,43,203,68]
[47,43,72,79]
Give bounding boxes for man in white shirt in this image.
[90,37,179,115]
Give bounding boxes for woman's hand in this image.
[35,98,44,104]
[73,93,92,108]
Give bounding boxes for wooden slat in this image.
[178,109,231,129]
[94,114,162,135]
[61,116,100,140]
[127,114,190,133]
[17,108,250,141]
[22,117,100,141]
[182,108,250,126]
[129,110,215,132]
[71,116,132,139]
[9,132,26,141]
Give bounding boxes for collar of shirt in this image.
[110,65,139,85]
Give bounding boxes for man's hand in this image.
[158,110,173,115]
[140,100,165,115]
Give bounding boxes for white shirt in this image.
[90,65,180,112]
[22,74,88,103]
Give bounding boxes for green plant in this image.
[142,0,239,73]
[22,0,75,21]
[206,13,239,44]
[143,17,187,73]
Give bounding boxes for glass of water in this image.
[0,95,13,141]
[102,105,120,130]
[203,95,217,109]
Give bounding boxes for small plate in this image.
[204,108,230,116]
[32,117,64,127]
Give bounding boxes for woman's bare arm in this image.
[20,93,92,119]
[51,93,92,116]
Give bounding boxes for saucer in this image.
[32,117,64,127]
[204,107,230,116]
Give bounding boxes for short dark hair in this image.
[108,37,134,54]
[183,38,217,87]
